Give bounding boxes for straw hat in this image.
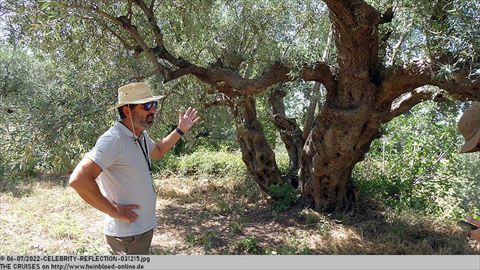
[108,82,164,111]
[458,103,480,153]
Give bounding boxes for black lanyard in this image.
[135,134,157,193]
[135,135,151,175]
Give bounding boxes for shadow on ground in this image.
[150,196,479,255]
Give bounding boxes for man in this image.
[458,102,480,241]
[69,82,199,254]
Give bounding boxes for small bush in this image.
[353,101,480,219]
[232,237,262,254]
[153,152,180,175]
[156,150,247,177]
[267,182,299,213]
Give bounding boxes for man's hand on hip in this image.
[111,203,140,223]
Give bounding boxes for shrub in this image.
[232,237,262,254]
[267,182,299,213]
[156,149,247,177]
[354,101,480,218]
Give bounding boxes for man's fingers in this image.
[112,202,140,223]
[124,205,139,223]
[191,110,199,119]
[128,211,138,223]
[126,204,140,209]
[189,108,197,116]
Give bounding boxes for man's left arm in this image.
[151,107,200,160]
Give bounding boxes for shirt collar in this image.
[115,121,144,141]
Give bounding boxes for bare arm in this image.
[151,107,200,160]
[466,216,480,241]
[69,157,139,223]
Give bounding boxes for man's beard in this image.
[146,113,155,126]
[134,113,155,130]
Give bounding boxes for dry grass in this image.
[1,174,479,255]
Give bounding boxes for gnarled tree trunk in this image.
[301,106,382,211]
[233,94,283,192]
[300,0,384,211]
[268,86,304,188]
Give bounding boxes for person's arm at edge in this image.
[466,216,480,227]
[466,216,480,241]
[69,157,139,223]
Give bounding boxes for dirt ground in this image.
[1,175,479,255]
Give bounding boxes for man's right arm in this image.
[69,157,139,223]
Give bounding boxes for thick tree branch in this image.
[323,0,382,74]
[302,62,336,94]
[436,76,480,100]
[204,97,234,109]
[379,61,480,114]
[169,61,336,96]
[383,88,448,122]
[322,0,356,30]
[323,0,381,30]
[378,61,433,107]
[268,87,304,183]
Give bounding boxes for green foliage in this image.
[265,241,312,255]
[155,149,247,177]
[232,237,262,254]
[373,0,480,69]
[354,101,480,218]
[274,151,290,176]
[228,222,243,234]
[0,42,242,180]
[146,76,237,154]
[267,182,299,213]
[0,43,160,178]
[186,230,219,252]
[0,154,6,180]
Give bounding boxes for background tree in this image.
[2,0,478,212]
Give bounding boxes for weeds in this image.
[267,183,299,214]
[231,237,262,254]
[229,222,243,234]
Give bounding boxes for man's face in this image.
[130,101,158,130]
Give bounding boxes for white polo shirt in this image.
[86,121,157,237]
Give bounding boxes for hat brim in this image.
[460,128,480,153]
[107,95,165,111]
